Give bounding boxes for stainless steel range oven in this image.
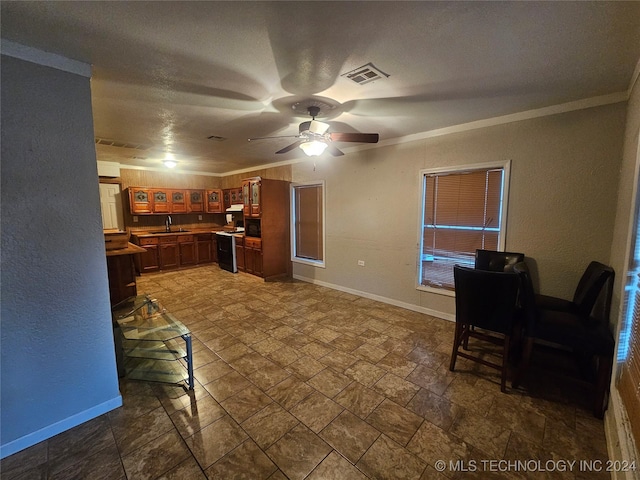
[216,232,237,273]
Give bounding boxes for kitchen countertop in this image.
[131,228,228,238]
[106,242,147,256]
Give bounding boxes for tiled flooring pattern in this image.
[2,265,610,479]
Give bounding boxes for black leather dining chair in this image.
[450,265,521,392]
[512,261,615,417]
[475,249,525,272]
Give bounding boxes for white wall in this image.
[293,103,626,320]
[0,54,122,458]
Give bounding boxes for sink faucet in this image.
[165,215,172,232]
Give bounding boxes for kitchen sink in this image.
[150,230,190,234]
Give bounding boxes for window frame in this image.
[290,180,326,268]
[416,160,512,295]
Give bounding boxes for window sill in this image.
[416,284,455,297]
[292,257,326,268]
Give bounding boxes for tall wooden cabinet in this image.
[240,177,290,280]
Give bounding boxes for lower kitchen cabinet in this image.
[244,237,263,276]
[195,234,213,264]
[137,237,160,273]
[159,236,179,269]
[178,235,196,266]
[235,236,245,272]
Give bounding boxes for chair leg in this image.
[500,334,511,393]
[512,336,533,389]
[593,353,613,419]
[450,323,465,372]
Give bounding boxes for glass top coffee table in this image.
[112,294,194,390]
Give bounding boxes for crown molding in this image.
[1,39,91,77]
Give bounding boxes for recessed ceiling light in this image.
[164,160,177,168]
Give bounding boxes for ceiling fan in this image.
[248,105,379,157]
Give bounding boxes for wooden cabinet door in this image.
[212,236,218,263]
[129,188,153,214]
[152,189,171,213]
[139,245,160,272]
[188,190,205,213]
[235,243,245,272]
[171,190,187,213]
[250,180,261,216]
[223,189,231,210]
[242,182,251,216]
[159,243,179,269]
[179,241,196,266]
[196,235,213,265]
[206,189,223,213]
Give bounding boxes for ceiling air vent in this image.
[341,62,390,86]
[95,137,151,150]
[207,135,227,141]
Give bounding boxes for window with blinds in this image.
[617,220,640,447]
[291,182,325,266]
[419,165,508,290]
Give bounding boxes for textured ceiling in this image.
[1,1,639,174]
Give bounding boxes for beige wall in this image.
[292,103,626,319]
[609,73,640,333]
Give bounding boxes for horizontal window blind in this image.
[618,272,640,446]
[421,167,504,289]
[294,184,323,261]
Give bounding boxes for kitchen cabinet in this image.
[129,188,153,214]
[159,235,179,269]
[171,190,188,213]
[178,235,196,266]
[137,237,160,273]
[212,234,218,263]
[235,235,245,272]
[152,189,171,214]
[195,234,213,263]
[224,187,243,210]
[106,243,147,306]
[188,190,205,213]
[243,177,261,217]
[206,189,223,213]
[244,237,263,276]
[240,177,290,280]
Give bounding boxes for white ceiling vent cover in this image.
[341,63,390,85]
[95,137,151,150]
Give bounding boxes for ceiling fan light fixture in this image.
[300,140,328,157]
[309,120,330,135]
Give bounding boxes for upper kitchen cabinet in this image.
[223,187,243,210]
[243,177,261,217]
[171,190,187,213]
[206,189,223,213]
[129,187,153,214]
[151,189,171,214]
[127,187,212,215]
[188,190,205,213]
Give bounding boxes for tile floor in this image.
[1,265,610,479]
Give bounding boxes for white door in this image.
[99,183,124,230]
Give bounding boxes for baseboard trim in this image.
[604,389,639,480]
[292,274,455,322]
[0,395,123,460]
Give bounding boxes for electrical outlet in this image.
[358,260,365,266]
[133,216,138,223]
[198,215,202,221]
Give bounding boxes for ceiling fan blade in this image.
[309,120,330,135]
[276,140,303,154]
[326,145,344,156]
[248,135,300,141]
[329,132,379,143]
